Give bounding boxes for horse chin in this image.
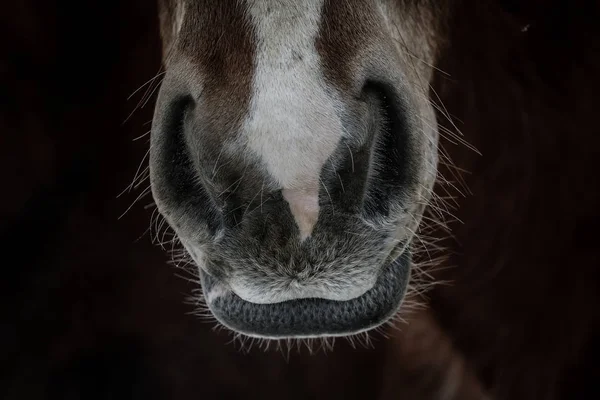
[199,250,412,339]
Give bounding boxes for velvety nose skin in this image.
[200,251,410,338]
[149,79,417,337]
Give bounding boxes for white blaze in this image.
[282,188,320,240]
[243,0,344,239]
[174,1,185,36]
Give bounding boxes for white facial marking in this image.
[174,2,186,36]
[243,0,344,239]
[282,188,320,240]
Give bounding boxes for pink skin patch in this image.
[282,187,320,240]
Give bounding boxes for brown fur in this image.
[316,0,379,90]
[165,0,256,135]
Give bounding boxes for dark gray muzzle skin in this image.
[200,250,411,338]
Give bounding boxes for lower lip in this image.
[198,250,411,339]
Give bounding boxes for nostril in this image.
[319,81,411,218]
[150,95,224,236]
[360,81,413,219]
[151,95,195,192]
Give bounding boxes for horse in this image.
[148,1,600,397]
[150,0,448,339]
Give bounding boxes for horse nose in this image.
[150,81,401,243]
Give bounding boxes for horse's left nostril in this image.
[150,95,224,236]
